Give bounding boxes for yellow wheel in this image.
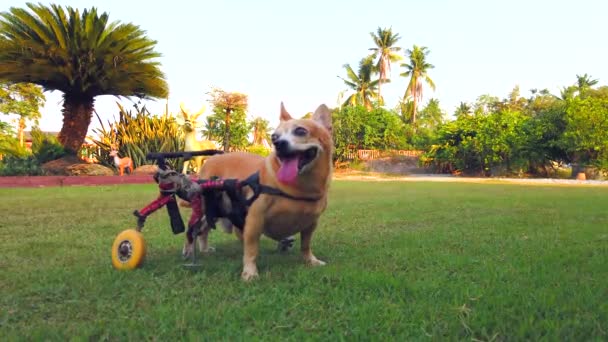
[111,229,146,270]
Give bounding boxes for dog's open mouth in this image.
[277,147,318,184]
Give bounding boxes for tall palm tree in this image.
[369,27,402,102]
[400,45,436,126]
[338,55,381,111]
[0,3,168,153]
[250,117,272,146]
[575,73,599,97]
[454,102,472,117]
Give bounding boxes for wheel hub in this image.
[117,240,133,262]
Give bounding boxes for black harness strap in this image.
[241,171,321,206]
[201,171,321,231]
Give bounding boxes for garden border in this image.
[0,175,155,188]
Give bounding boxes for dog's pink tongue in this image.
[277,157,299,185]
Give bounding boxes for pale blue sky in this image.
[3,0,607,134]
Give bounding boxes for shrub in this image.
[0,155,44,176]
[30,128,66,163]
[92,103,184,170]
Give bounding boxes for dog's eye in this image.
[271,133,280,142]
[293,127,308,137]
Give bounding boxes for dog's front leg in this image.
[241,216,264,281]
[300,224,326,266]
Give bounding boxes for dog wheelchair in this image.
[111,150,298,270]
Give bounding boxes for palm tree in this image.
[369,27,402,102]
[400,45,436,126]
[338,55,381,111]
[250,117,272,146]
[575,73,599,97]
[0,3,168,153]
[454,102,472,117]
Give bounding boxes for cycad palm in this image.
[400,45,436,126]
[369,27,402,102]
[0,3,168,153]
[338,55,381,111]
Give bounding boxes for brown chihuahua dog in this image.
[182,102,333,281]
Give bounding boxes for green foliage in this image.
[422,75,608,177]
[561,96,608,169]
[424,110,530,175]
[333,106,409,161]
[0,121,27,157]
[0,154,44,175]
[92,103,183,170]
[29,127,66,163]
[411,98,445,149]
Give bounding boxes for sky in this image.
[2,0,608,135]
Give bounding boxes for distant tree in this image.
[474,94,501,115]
[454,102,472,117]
[332,105,407,161]
[561,96,608,173]
[0,82,45,146]
[400,45,436,126]
[368,27,402,102]
[0,3,168,153]
[418,99,445,129]
[250,117,272,146]
[339,55,381,111]
[206,88,249,151]
[575,73,599,98]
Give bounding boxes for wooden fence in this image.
[344,149,424,161]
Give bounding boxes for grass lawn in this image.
[1,181,607,340]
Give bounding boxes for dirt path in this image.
[333,172,608,187]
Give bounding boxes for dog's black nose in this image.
[273,139,289,154]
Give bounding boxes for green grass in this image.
[1,181,607,340]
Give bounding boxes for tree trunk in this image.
[411,97,418,132]
[223,109,231,152]
[18,117,25,147]
[57,94,95,155]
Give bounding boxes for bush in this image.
[30,128,66,163]
[0,155,44,176]
[92,103,184,170]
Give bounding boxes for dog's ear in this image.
[312,104,332,132]
[280,102,293,122]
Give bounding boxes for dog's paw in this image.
[241,266,259,281]
[306,257,327,267]
[182,243,194,259]
[201,246,216,254]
